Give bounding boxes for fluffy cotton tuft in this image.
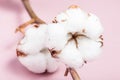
[17,24,59,73]
[46,23,68,50]
[84,13,104,40]
[78,37,102,61]
[18,53,47,73]
[18,24,48,55]
[49,35,102,68]
[55,7,88,33]
[56,41,84,69]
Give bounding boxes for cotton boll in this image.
[46,23,68,50]
[78,37,102,61]
[57,41,84,69]
[84,13,104,40]
[18,53,47,73]
[17,24,59,73]
[17,24,48,55]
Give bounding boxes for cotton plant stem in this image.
[16,0,46,33]
[15,19,35,33]
[64,68,69,76]
[69,68,80,80]
[21,0,46,24]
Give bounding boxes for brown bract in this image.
[48,48,61,58]
[52,17,58,23]
[16,50,27,57]
[99,35,104,47]
[68,5,80,9]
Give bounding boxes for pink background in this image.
[0,0,120,80]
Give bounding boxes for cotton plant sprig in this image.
[16,0,81,80]
[16,0,103,80]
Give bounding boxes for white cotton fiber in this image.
[55,12,69,23]
[84,13,104,40]
[57,41,84,69]
[18,53,47,73]
[55,7,88,33]
[54,6,103,40]
[17,5,104,73]
[78,37,102,61]
[46,23,68,50]
[45,53,59,72]
[17,24,48,55]
[17,24,59,73]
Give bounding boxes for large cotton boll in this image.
[84,13,104,40]
[78,37,102,61]
[57,41,84,68]
[46,23,68,50]
[17,24,48,55]
[18,53,47,73]
[17,24,59,73]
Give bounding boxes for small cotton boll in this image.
[78,37,102,61]
[57,41,84,68]
[18,53,47,73]
[46,23,68,50]
[84,13,104,40]
[17,24,48,55]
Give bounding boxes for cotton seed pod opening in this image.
[49,5,104,69]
